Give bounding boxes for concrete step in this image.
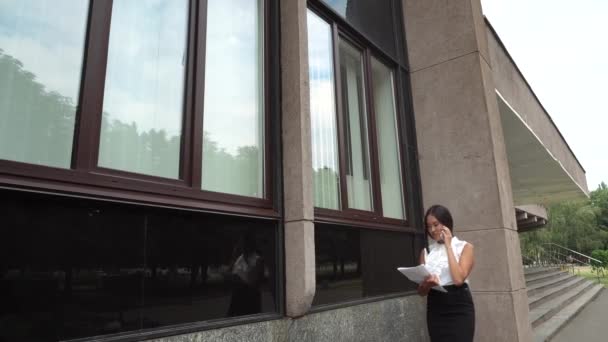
[528,276,587,310]
[529,279,596,328]
[527,273,577,298]
[526,270,569,286]
[524,267,560,277]
[533,285,604,342]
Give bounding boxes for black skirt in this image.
[427,283,475,342]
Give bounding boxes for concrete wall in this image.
[486,22,588,195]
[149,296,429,342]
[280,0,316,318]
[403,0,533,341]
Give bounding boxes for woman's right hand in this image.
[423,274,440,288]
[417,274,440,296]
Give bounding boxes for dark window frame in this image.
[0,0,279,218]
[308,0,420,231]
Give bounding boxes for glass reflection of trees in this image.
[313,224,418,306]
[0,49,76,168]
[0,50,260,180]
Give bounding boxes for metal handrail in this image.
[523,243,605,282]
[551,249,591,266]
[542,243,603,265]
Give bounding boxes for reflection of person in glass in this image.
[417,205,475,342]
[227,232,264,316]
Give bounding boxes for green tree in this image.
[591,182,608,232]
[520,183,608,261]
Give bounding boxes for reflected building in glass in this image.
[0,0,590,341]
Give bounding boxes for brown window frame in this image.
[309,2,415,232]
[0,0,278,218]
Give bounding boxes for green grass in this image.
[573,266,608,288]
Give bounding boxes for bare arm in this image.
[445,243,474,286]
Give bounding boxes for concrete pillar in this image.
[403,0,532,341]
[280,0,316,318]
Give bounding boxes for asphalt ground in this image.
[551,288,608,342]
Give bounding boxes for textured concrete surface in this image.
[410,51,511,232]
[516,205,547,220]
[280,0,313,224]
[460,229,526,292]
[149,296,429,342]
[284,220,316,317]
[403,0,487,72]
[405,1,532,340]
[542,287,606,342]
[472,289,533,342]
[280,0,316,318]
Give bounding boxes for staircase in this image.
[525,267,604,341]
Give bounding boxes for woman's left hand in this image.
[441,226,452,245]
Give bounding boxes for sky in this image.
[481,0,608,192]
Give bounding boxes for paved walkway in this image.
[551,288,608,342]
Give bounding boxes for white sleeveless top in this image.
[426,236,469,286]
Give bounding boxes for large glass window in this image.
[339,39,373,211]
[308,10,341,210]
[98,0,188,179]
[202,0,265,198]
[0,1,279,340]
[0,188,279,341]
[307,8,409,223]
[371,57,405,219]
[0,0,275,207]
[309,0,419,309]
[0,0,88,168]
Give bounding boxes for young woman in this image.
[417,205,475,342]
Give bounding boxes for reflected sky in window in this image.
[0,0,265,159]
[203,0,264,157]
[0,0,88,168]
[102,0,188,140]
[307,10,339,172]
[0,0,88,103]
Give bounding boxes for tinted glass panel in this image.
[307,10,341,210]
[0,191,146,340]
[0,0,88,168]
[313,223,417,306]
[202,0,265,198]
[321,0,397,58]
[98,0,188,179]
[0,189,278,341]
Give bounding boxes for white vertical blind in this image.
[307,10,341,210]
[371,57,405,219]
[339,39,373,211]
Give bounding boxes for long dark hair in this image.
[424,205,454,240]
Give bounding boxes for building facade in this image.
[0,1,587,341]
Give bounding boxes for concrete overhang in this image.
[497,93,588,205]
[486,19,589,206]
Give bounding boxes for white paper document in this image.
[397,265,447,293]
